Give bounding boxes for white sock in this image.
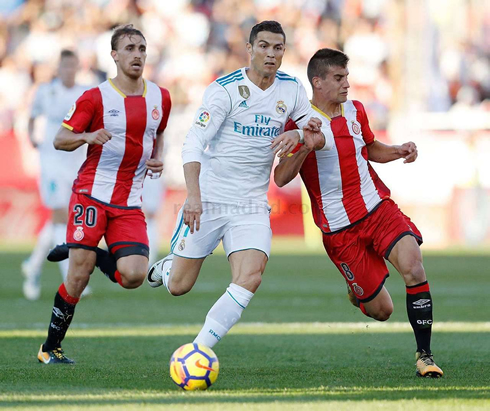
[147,218,159,265]
[27,221,53,277]
[53,223,68,281]
[162,255,173,294]
[194,283,254,348]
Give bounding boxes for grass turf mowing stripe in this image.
[1,322,489,338]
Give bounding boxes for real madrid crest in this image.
[351,121,361,135]
[152,105,160,120]
[238,85,250,99]
[276,100,287,115]
[178,239,186,251]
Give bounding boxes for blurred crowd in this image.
[0,0,489,184]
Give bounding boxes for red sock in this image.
[58,283,80,305]
[114,270,124,287]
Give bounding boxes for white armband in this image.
[297,129,304,144]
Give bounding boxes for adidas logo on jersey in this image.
[238,100,249,109]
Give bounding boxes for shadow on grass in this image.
[1,332,489,406]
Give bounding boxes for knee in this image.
[235,271,262,293]
[167,285,189,296]
[70,255,96,276]
[369,301,393,322]
[401,259,426,285]
[167,277,191,296]
[119,270,146,289]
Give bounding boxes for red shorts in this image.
[66,193,149,260]
[322,199,422,302]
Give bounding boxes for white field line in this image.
[1,322,489,338]
[2,385,490,401]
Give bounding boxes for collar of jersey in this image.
[108,78,147,98]
[310,102,344,121]
[243,68,277,94]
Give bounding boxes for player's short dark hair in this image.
[307,48,349,85]
[111,24,146,51]
[249,21,286,45]
[60,49,77,60]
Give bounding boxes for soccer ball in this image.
[169,343,219,390]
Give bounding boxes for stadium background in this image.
[0,0,489,250]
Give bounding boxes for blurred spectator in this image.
[0,0,488,189]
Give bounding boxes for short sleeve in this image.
[157,88,172,133]
[62,88,99,134]
[353,100,375,144]
[289,79,312,128]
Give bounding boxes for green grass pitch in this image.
[0,248,489,410]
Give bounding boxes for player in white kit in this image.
[148,21,333,348]
[22,50,89,300]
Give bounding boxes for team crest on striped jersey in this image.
[351,121,361,134]
[276,101,287,115]
[238,85,250,99]
[152,105,160,120]
[73,227,84,241]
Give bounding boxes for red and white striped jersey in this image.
[286,100,390,233]
[62,79,171,208]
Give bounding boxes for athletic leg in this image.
[388,234,442,377]
[193,249,266,348]
[38,248,95,364]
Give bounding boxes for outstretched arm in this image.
[367,140,418,164]
[274,118,325,187]
[274,146,311,187]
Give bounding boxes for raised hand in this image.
[303,117,324,151]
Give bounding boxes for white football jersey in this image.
[31,79,88,167]
[182,67,327,206]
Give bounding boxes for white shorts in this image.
[39,150,84,210]
[170,202,272,259]
[39,166,76,209]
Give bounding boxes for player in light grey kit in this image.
[22,50,90,300]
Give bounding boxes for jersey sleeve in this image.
[30,84,46,118]
[181,82,231,164]
[289,78,311,127]
[353,100,375,144]
[157,87,172,133]
[62,88,99,134]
